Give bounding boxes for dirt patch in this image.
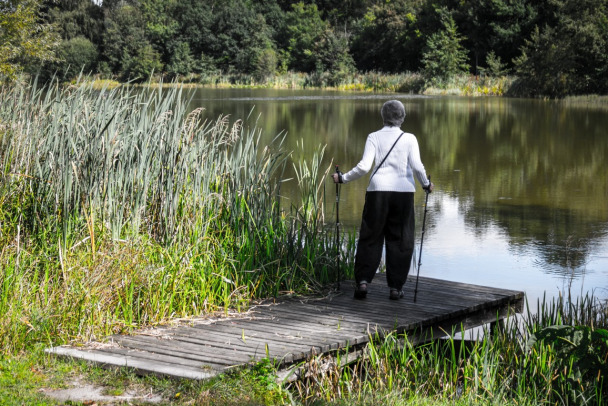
[40,376,164,405]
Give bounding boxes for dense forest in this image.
[2,0,608,97]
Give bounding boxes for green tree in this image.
[480,50,509,77]
[458,0,537,75]
[252,0,286,41]
[101,2,161,80]
[45,0,104,44]
[172,0,274,75]
[283,2,328,72]
[166,40,194,77]
[254,48,278,82]
[209,0,274,74]
[0,0,60,80]
[172,0,213,60]
[351,0,423,73]
[127,44,163,80]
[140,0,178,45]
[513,0,608,97]
[139,0,178,67]
[316,27,355,82]
[55,35,98,78]
[313,0,369,27]
[421,10,470,85]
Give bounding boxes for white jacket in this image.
[342,126,430,192]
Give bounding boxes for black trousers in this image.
[354,191,415,290]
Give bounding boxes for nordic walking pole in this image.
[335,165,341,291]
[414,175,430,303]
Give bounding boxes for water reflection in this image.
[186,89,608,301]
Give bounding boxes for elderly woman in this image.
[333,100,434,300]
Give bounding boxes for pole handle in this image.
[425,174,431,193]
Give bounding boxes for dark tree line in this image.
[32,0,608,96]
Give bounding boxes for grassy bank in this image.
[1,293,606,405]
[84,71,513,96]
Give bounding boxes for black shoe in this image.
[389,289,404,300]
[354,283,368,299]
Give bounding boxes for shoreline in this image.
[83,72,511,97]
[84,75,608,104]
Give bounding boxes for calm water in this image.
[186,88,608,305]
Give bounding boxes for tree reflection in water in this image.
[186,89,608,302]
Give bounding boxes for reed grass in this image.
[423,74,514,96]
[0,78,350,354]
[165,71,511,96]
[163,71,428,93]
[288,294,608,405]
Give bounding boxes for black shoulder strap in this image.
[369,132,404,181]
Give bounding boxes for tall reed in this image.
[0,78,349,353]
[289,294,608,405]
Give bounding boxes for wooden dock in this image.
[46,274,524,381]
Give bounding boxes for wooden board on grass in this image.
[46,274,524,381]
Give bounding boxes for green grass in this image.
[0,77,352,356]
[0,346,289,405]
[1,77,606,405]
[287,294,608,405]
[3,293,601,405]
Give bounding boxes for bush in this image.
[166,41,194,78]
[122,44,163,82]
[55,36,98,79]
[421,12,469,87]
[254,48,278,82]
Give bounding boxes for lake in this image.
[185,88,608,306]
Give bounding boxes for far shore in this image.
[79,74,608,104]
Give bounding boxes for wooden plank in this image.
[408,288,515,310]
[169,327,325,359]
[403,297,524,341]
[297,288,476,315]
[45,277,525,381]
[265,302,441,331]
[119,332,293,363]
[414,276,524,296]
[243,294,512,338]
[167,330,307,360]
[94,346,225,371]
[177,324,347,353]
[112,336,254,365]
[203,311,376,337]
[215,310,357,334]
[46,346,217,380]
[190,319,369,351]
[264,298,419,321]
[124,331,312,365]
[271,297,442,323]
[361,276,523,309]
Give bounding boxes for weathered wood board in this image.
[46,275,524,381]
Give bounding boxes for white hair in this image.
[381,100,406,127]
